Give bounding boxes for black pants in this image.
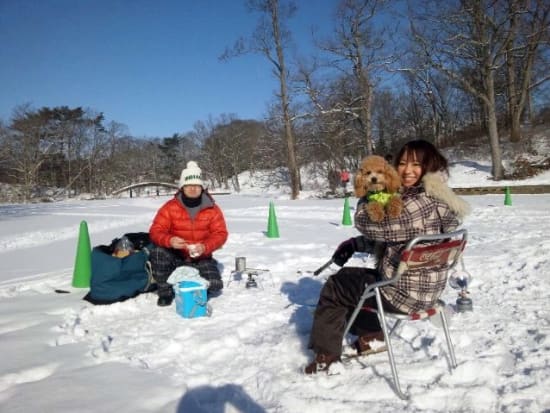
[308,267,401,356]
[149,246,223,297]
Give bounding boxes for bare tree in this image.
[373,88,409,154]
[0,119,15,184]
[193,117,228,188]
[396,64,462,146]
[92,121,132,194]
[255,102,289,169]
[157,133,187,184]
[300,0,397,158]
[408,0,510,179]
[504,0,550,141]
[221,0,301,199]
[332,0,391,155]
[6,105,59,200]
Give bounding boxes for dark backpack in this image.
[84,232,156,305]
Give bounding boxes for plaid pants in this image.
[149,246,223,296]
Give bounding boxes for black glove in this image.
[332,237,358,266]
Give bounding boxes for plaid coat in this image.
[355,173,468,313]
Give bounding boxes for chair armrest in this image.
[362,270,404,298]
[363,260,407,293]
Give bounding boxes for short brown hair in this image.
[394,139,449,178]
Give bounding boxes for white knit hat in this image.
[179,161,203,188]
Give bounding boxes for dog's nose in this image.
[370,176,378,183]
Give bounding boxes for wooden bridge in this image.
[111,181,178,197]
[111,181,231,197]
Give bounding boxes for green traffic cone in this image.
[342,197,352,226]
[266,201,280,238]
[72,220,92,288]
[504,186,512,206]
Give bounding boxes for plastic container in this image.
[113,236,134,258]
[174,280,208,318]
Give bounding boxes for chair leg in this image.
[343,285,372,338]
[375,289,407,400]
[439,309,457,369]
[388,319,401,336]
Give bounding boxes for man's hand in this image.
[169,236,186,249]
[187,243,205,258]
[331,238,358,266]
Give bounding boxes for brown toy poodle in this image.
[354,155,403,222]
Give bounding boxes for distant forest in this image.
[1,0,549,201]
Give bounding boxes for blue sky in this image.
[0,0,338,137]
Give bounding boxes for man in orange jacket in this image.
[149,161,228,306]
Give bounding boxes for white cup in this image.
[188,244,200,258]
[235,257,246,272]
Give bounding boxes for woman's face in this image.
[182,185,202,198]
[397,151,423,187]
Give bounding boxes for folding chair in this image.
[344,228,468,399]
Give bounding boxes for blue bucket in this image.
[174,280,208,318]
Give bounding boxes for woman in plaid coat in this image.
[305,140,470,374]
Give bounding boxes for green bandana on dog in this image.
[367,191,393,206]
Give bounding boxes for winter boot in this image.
[353,331,387,355]
[207,278,224,292]
[157,285,174,307]
[304,353,340,375]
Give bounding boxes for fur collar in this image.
[422,172,471,218]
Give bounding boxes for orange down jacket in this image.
[149,191,228,259]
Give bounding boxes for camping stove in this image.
[230,257,271,289]
[448,262,473,312]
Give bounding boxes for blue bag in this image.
[84,232,155,305]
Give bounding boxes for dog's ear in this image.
[354,171,367,198]
[385,164,402,193]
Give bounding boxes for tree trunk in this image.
[283,112,300,199]
[485,76,504,180]
[510,110,522,142]
[354,61,374,155]
[359,86,374,155]
[271,0,300,199]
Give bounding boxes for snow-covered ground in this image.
[1,161,550,412]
